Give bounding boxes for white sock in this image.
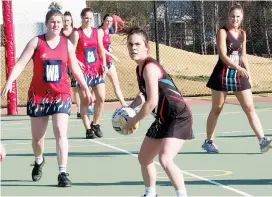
[176,189,187,197]
[59,165,66,174]
[145,187,156,197]
[35,156,43,165]
[77,106,80,113]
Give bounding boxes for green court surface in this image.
[1,99,272,196]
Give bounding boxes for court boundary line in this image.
[88,139,254,197]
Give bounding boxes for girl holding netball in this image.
[122,27,193,197]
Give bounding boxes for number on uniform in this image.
[229,51,240,65]
[84,47,97,64]
[43,60,62,82]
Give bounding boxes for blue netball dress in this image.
[206,26,251,91]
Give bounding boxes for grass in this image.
[172,75,210,82]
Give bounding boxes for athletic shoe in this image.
[202,140,219,153]
[91,121,103,138]
[86,129,96,139]
[31,157,45,181]
[260,137,272,153]
[58,172,72,187]
[77,112,81,118]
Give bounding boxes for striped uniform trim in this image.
[222,65,240,91]
[159,78,175,87]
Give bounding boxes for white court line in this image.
[6,141,142,152]
[1,108,272,126]
[88,139,254,197]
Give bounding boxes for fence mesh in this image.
[1,1,272,107]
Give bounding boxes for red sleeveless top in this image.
[29,35,70,97]
[61,27,76,41]
[102,29,112,63]
[75,27,102,76]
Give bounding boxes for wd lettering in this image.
[44,60,62,83]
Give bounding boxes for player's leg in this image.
[235,89,272,152]
[52,113,72,187]
[88,88,95,115]
[138,136,162,197]
[202,90,227,153]
[70,76,81,118]
[72,87,81,118]
[0,144,6,162]
[78,86,95,138]
[30,116,49,181]
[106,64,127,106]
[89,83,105,138]
[159,138,186,196]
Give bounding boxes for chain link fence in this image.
[1,1,272,107]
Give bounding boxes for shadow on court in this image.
[7,151,261,157]
[68,137,87,140]
[179,152,262,155]
[2,179,271,187]
[56,179,272,186]
[1,180,58,187]
[1,184,58,187]
[1,138,32,141]
[7,151,140,157]
[218,134,272,138]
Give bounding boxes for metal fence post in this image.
[154,0,160,63]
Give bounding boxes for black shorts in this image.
[146,117,194,140]
[107,62,113,69]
